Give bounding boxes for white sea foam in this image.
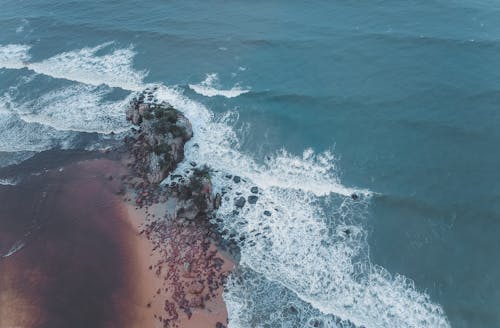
[189,73,249,98]
[0,43,137,154]
[0,43,146,91]
[0,113,77,152]
[0,94,73,152]
[152,85,449,328]
[155,85,368,198]
[0,42,449,327]
[217,182,449,327]
[15,19,30,34]
[0,177,18,185]
[18,85,132,134]
[0,44,31,69]
[0,86,127,154]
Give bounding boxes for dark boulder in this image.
[235,196,246,208]
[214,193,222,209]
[248,195,258,204]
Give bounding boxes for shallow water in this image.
[0,159,138,328]
[1,1,499,327]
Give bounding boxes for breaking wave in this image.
[0,240,25,259]
[0,177,19,186]
[0,43,146,91]
[18,85,132,134]
[0,43,136,156]
[0,94,77,152]
[189,73,250,98]
[0,42,450,327]
[152,85,449,328]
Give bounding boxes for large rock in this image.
[235,196,246,208]
[125,92,193,184]
[173,167,217,223]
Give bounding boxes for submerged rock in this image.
[214,193,222,209]
[247,195,258,204]
[250,186,258,194]
[235,196,246,208]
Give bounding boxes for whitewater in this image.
[0,42,450,328]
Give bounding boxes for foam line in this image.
[189,73,250,98]
[0,178,18,186]
[0,43,146,91]
[17,85,132,134]
[152,85,449,327]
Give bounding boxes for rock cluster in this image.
[141,219,228,328]
[125,90,193,184]
[172,167,219,224]
[121,91,229,328]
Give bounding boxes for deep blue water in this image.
[1,1,500,327]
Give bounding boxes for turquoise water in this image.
[1,1,500,327]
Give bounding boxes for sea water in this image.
[1,1,500,327]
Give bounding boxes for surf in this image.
[0,42,450,327]
[189,73,250,98]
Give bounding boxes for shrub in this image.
[159,152,172,170]
[154,107,177,123]
[153,143,170,155]
[142,111,153,120]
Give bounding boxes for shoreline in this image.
[0,157,233,328]
[122,181,234,328]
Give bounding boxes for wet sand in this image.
[0,157,232,328]
[125,203,233,328]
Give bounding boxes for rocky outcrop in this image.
[125,89,193,185]
[171,166,218,224]
[120,90,232,328]
[123,91,220,222]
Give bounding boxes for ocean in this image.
[1,1,500,327]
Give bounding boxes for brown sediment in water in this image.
[0,158,233,328]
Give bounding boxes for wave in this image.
[0,94,78,152]
[0,43,146,91]
[189,73,250,98]
[0,177,18,185]
[0,86,128,155]
[152,85,448,327]
[0,42,449,327]
[0,45,135,154]
[0,240,25,258]
[17,84,132,134]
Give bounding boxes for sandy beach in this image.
[0,157,232,328]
